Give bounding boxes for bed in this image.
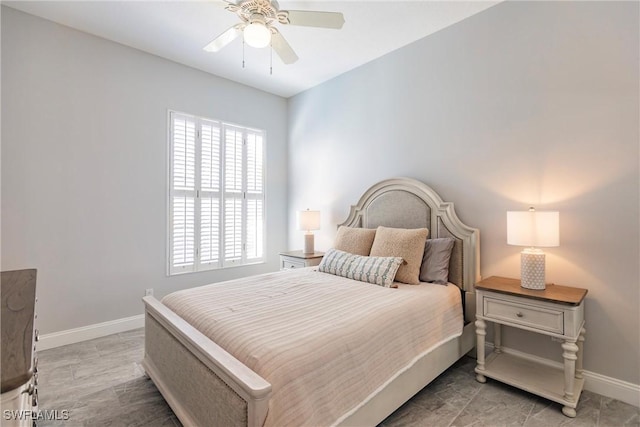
[142,177,480,427]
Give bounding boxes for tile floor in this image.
[36,329,639,427]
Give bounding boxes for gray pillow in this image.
[419,238,455,284]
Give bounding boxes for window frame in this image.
[166,110,266,276]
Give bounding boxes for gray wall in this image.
[288,1,639,384]
[1,7,288,334]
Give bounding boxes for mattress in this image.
[162,267,463,427]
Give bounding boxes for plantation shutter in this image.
[223,125,245,266]
[245,131,264,261]
[198,120,221,269]
[169,113,197,274]
[168,112,265,275]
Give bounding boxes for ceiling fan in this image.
[203,0,345,65]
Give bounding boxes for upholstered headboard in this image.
[338,178,480,320]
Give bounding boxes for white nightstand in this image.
[474,276,588,418]
[279,250,324,270]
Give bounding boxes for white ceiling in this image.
[5,1,500,98]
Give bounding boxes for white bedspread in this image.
[162,267,463,427]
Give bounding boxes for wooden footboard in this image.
[142,296,271,427]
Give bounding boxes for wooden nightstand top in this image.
[279,250,325,260]
[475,276,588,306]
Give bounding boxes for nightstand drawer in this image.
[483,297,564,334]
[279,251,324,271]
[281,259,305,270]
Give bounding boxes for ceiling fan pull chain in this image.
[242,39,246,69]
[270,43,273,75]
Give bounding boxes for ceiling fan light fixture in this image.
[204,1,345,66]
[244,21,271,48]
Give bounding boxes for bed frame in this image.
[142,177,480,427]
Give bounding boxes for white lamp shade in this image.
[297,210,320,231]
[244,22,271,48]
[507,210,559,247]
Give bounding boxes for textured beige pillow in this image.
[370,226,429,285]
[333,226,377,256]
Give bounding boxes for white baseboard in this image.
[38,314,144,351]
[585,369,640,408]
[485,343,640,408]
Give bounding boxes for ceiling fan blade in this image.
[271,31,299,64]
[212,0,233,8]
[203,25,242,52]
[283,10,345,29]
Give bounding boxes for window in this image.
[168,111,265,275]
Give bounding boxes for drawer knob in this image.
[23,384,35,395]
[516,312,524,318]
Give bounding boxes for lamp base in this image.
[304,233,315,254]
[521,249,546,290]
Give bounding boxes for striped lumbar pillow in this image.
[318,248,403,288]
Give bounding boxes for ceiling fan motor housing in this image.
[228,0,290,25]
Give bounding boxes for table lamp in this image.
[297,209,320,254]
[507,208,559,290]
